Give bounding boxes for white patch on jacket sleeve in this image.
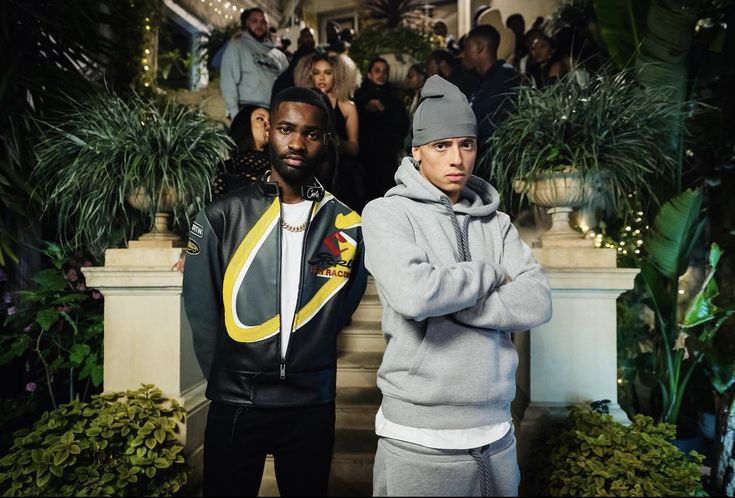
[191,222,204,238]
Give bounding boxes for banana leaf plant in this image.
[593,0,732,191]
[638,188,734,424]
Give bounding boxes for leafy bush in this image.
[1,243,104,411]
[0,385,187,497]
[481,67,683,217]
[32,91,232,256]
[348,27,439,75]
[535,405,705,496]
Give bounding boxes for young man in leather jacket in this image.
[183,87,367,496]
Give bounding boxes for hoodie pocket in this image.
[407,327,431,376]
[404,316,508,404]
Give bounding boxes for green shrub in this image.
[0,385,188,497]
[348,27,439,75]
[1,243,104,412]
[537,405,705,496]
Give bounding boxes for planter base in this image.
[137,211,186,247]
[536,207,594,248]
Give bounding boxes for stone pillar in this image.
[515,239,638,486]
[457,0,471,39]
[82,240,208,491]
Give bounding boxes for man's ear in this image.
[411,146,421,162]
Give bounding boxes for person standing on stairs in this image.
[183,86,368,497]
[361,75,552,497]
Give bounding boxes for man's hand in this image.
[365,99,385,112]
[173,254,186,272]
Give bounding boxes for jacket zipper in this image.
[280,201,315,380]
[277,199,284,378]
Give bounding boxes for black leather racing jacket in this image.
[182,174,367,407]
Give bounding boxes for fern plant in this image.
[32,91,233,256]
[480,67,684,217]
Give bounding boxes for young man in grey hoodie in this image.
[361,75,552,497]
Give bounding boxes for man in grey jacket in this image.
[220,8,288,119]
[362,75,552,496]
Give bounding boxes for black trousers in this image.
[203,401,336,497]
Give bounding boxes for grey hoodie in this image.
[362,158,552,430]
[219,32,289,117]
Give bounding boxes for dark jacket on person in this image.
[470,60,520,147]
[353,79,410,202]
[182,174,368,407]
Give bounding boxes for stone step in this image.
[336,386,382,430]
[349,301,382,323]
[338,321,385,353]
[258,428,377,497]
[337,351,382,388]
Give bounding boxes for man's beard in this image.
[270,146,321,185]
[248,28,267,42]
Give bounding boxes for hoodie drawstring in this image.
[440,197,472,262]
[469,444,491,496]
[461,215,472,261]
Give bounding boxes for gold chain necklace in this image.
[281,218,308,233]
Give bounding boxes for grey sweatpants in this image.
[372,426,520,497]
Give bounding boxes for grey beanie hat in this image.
[412,75,477,146]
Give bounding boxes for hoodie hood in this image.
[386,157,500,218]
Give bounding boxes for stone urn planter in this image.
[516,171,594,248]
[127,186,188,244]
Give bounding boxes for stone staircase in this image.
[258,278,385,497]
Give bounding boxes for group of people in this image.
[215,8,539,216]
[186,7,554,497]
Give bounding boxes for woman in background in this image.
[213,105,270,197]
[295,51,363,211]
[354,58,410,204]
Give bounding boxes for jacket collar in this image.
[257,171,325,202]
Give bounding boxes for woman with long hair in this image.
[294,51,364,211]
[213,104,270,197]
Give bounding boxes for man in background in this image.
[461,24,520,149]
[220,8,288,120]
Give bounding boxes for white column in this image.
[82,241,208,491]
[516,242,638,475]
[457,0,471,37]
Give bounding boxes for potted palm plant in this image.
[478,67,684,243]
[32,91,232,256]
[350,0,439,83]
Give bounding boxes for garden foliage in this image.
[0,385,187,497]
[1,243,104,413]
[537,405,705,496]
